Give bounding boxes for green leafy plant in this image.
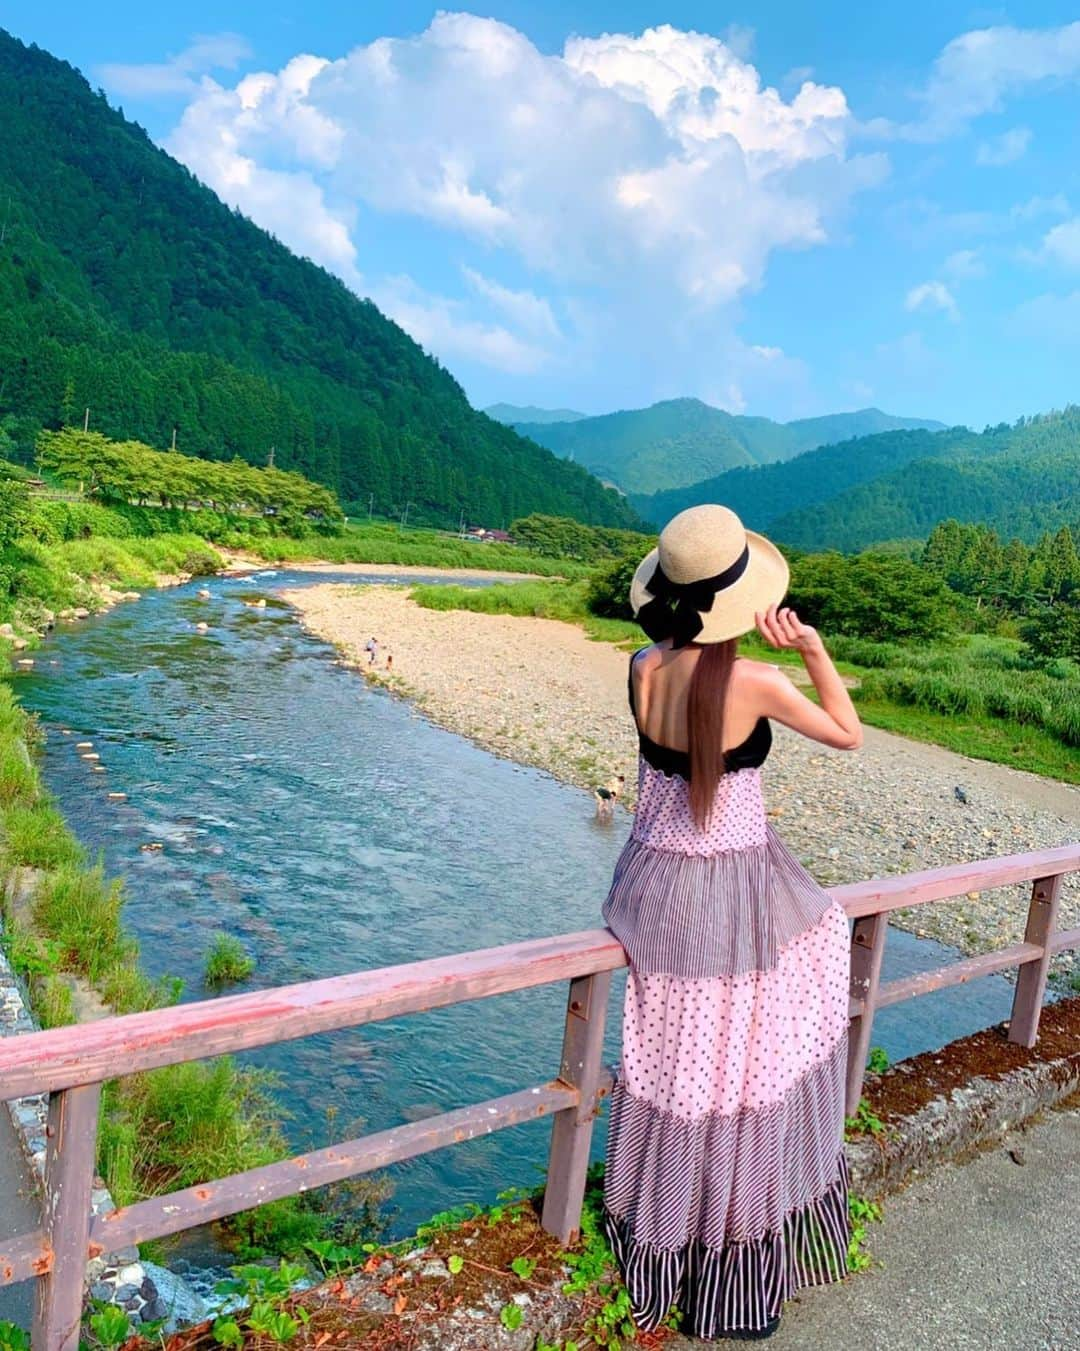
[87,1304,132,1349]
[212,1318,244,1347]
[447,1254,464,1275]
[510,1255,538,1280]
[867,1046,890,1075]
[0,1322,30,1351]
[304,1237,361,1275]
[847,1194,883,1272]
[844,1097,887,1138]
[499,1302,524,1331]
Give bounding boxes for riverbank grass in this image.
[204,932,256,988]
[247,520,592,578]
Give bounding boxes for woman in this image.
[602,504,861,1341]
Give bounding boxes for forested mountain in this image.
[513,398,944,496]
[636,409,1080,552]
[485,404,586,425]
[771,411,1080,551]
[0,30,639,531]
[634,425,976,527]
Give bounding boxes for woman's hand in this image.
[754,604,823,656]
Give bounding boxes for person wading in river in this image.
[601,504,862,1342]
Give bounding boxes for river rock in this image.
[0,622,13,637]
[11,637,27,651]
[16,658,33,668]
[73,607,90,619]
[138,1262,211,1330]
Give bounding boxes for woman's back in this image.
[631,644,764,756]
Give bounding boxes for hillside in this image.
[635,410,1080,551]
[512,398,944,496]
[0,30,640,531]
[771,411,1080,550]
[484,404,586,425]
[634,425,977,528]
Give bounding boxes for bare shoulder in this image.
[632,644,663,673]
[733,656,788,689]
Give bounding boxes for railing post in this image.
[541,970,612,1245]
[1008,873,1063,1048]
[33,1084,101,1351]
[846,912,888,1117]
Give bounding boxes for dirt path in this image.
[284,583,1079,976]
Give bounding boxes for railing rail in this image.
[1,842,1078,1350]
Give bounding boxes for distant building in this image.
[465,526,513,544]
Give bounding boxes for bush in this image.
[585,552,642,621]
[789,552,960,641]
[1022,603,1080,664]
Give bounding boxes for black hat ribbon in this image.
[636,543,750,647]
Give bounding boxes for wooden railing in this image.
[1,843,1078,1349]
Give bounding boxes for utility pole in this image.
[401,500,412,531]
[171,426,178,452]
[83,408,90,433]
[368,492,374,521]
[267,446,275,469]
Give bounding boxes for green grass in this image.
[410,577,642,644]
[853,697,1080,784]
[204,932,256,988]
[245,520,591,578]
[2,532,221,627]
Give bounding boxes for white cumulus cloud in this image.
[905,280,959,320]
[914,22,1080,138]
[152,13,885,377]
[975,126,1031,166]
[1039,219,1080,269]
[98,33,252,99]
[943,249,986,280]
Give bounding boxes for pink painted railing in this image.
[1,843,1078,1350]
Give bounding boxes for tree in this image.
[788,552,959,641]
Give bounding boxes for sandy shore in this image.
[284,582,1079,978]
[217,548,539,582]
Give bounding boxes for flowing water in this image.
[12,570,1021,1239]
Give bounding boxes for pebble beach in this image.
[285,582,1080,982]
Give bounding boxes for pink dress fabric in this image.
[601,669,851,1340]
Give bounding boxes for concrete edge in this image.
[847,1042,1080,1200]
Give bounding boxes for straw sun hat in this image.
[630,504,789,646]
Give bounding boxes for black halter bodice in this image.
[627,653,771,782]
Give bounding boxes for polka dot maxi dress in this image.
[601,655,850,1339]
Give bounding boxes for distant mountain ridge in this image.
[506,398,945,496]
[0,28,640,531]
[485,403,586,425]
[634,409,1080,551]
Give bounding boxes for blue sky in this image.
[7,2,1080,427]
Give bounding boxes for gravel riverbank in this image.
[285,583,1080,982]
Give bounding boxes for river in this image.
[12,569,1020,1239]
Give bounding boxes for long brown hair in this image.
[687,639,737,830]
